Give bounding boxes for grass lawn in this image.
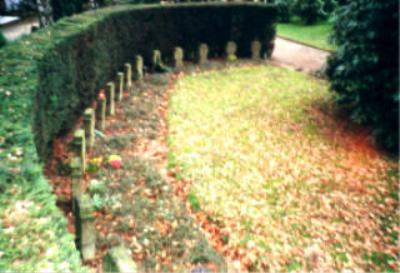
[277,19,335,51]
[0,183,82,272]
[168,65,398,272]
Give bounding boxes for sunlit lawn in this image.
[277,18,335,51]
[168,65,398,272]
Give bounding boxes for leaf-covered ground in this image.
[168,65,399,272]
[45,62,398,272]
[45,72,226,273]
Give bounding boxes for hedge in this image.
[326,0,398,153]
[0,32,6,48]
[0,3,277,271]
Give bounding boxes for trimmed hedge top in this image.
[0,3,276,271]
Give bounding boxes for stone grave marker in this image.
[134,55,143,81]
[198,43,209,65]
[251,40,262,60]
[75,194,96,262]
[84,108,95,150]
[174,47,184,69]
[106,82,115,115]
[117,72,124,102]
[70,157,82,214]
[103,246,138,273]
[96,90,106,130]
[152,49,162,72]
[124,63,132,91]
[226,41,237,62]
[72,129,86,172]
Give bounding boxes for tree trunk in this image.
[35,0,53,27]
[89,0,96,10]
[0,0,6,14]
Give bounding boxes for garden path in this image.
[271,37,330,73]
[0,16,38,41]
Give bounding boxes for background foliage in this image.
[0,0,37,15]
[0,32,6,48]
[274,0,292,22]
[292,0,324,25]
[51,0,85,21]
[274,0,338,24]
[326,0,399,152]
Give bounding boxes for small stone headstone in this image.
[226,41,237,62]
[134,55,144,81]
[75,194,96,262]
[174,47,184,69]
[198,43,209,65]
[106,82,115,115]
[152,49,162,72]
[72,129,86,173]
[96,91,106,130]
[83,108,95,150]
[124,63,132,91]
[70,157,82,214]
[117,72,124,102]
[251,40,262,61]
[103,246,137,273]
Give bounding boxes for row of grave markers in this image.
[70,54,143,269]
[69,39,264,272]
[174,39,263,67]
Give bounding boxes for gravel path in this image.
[271,37,330,73]
[1,17,38,41]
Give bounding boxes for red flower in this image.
[98,90,106,101]
[109,160,123,169]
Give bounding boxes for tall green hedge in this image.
[292,0,324,24]
[326,0,398,153]
[0,4,276,271]
[0,32,6,47]
[51,0,85,21]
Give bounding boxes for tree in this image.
[292,0,324,25]
[0,32,6,48]
[275,0,293,22]
[322,0,337,16]
[0,0,6,13]
[51,0,87,21]
[36,0,53,27]
[326,0,399,152]
[88,0,97,9]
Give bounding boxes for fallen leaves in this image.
[168,65,399,272]
[43,63,398,273]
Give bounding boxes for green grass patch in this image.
[0,183,83,272]
[277,18,334,51]
[187,192,201,212]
